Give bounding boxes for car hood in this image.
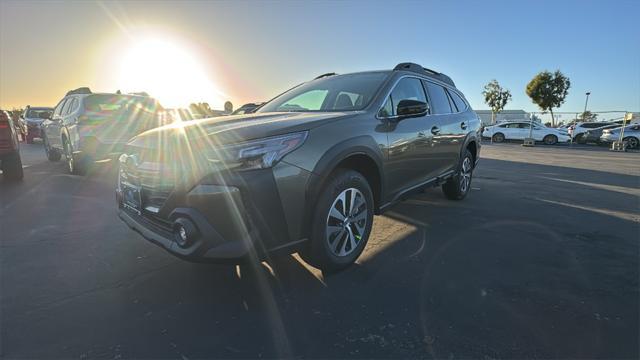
[128,111,356,150]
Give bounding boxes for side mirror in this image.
[397,99,428,118]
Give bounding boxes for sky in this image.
[1,0,639,120]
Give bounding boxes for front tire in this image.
[442,149,474,200]
[2,152,24,181]
[44,135,61,161]
[543,134,558,145]
[492,132,505,143]
[299,169,374,273]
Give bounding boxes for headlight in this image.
[205,131,308,171]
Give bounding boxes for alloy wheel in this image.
[326,187,368,257]
[460,156,472,193]
[64,141,74,173]
[626,137,638,149]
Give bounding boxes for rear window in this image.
[26,108,52,119]
[83,94,160,114]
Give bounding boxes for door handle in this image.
[431,126,440,135]
[461,122,467,130]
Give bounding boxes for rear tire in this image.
[624,136,639,149]
[2,152,24,181]
[442,149,474,201]
[299,169,374,273]
[575,134,586,144]
[492,133,505,143]
[543,134,558,145]
[64,139,86,175]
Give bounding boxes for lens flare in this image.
[116,36,223,108]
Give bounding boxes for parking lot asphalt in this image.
[1,141,639,359]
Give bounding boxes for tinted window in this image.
[68,98,78,114]
[54,99,67,117]
[61,98,73,116]
[379,96,393,117]
[390,77,427,114]
[424,81,452,114]
[258,72,388,113]
[449,90,467,112]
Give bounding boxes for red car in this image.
[0,110,24,181]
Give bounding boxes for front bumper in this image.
[26,124,41,138]
[116,162,313,262]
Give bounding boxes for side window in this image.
[390,77,428,114]
[61,98,73,115]
[54,99,67,117]
[424,81,452,115]
[68,98,78,114]
[449,90,468,112]
[378,96,394,117]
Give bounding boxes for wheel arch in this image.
[300,136,385,241]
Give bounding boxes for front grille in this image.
[120,153,174,212]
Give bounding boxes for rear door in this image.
[423,80,458,174]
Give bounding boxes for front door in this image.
[382,77,437,198]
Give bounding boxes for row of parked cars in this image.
[481,119,640,149]
[567,121,640,148]
[2,87,263,179]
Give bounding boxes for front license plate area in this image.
[122,183,142,215]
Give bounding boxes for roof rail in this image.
[393,62,456,87]
[66,87,92,96]
[314,72,337,80]
[129,92,150,97]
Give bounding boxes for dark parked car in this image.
[42,88,164,175]
[578,124,621,144]
[116,63,481,271]
[0,110,24,181]
[21,106,53,143]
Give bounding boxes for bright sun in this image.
[116,37,222,108]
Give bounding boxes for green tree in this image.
[526,70,570,127]
[578,110,598,122]
[482,80,512,124]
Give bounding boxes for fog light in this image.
[173,217,198,248]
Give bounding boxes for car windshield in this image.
[26,108,52,119]
[257,72,389,113]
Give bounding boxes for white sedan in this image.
[482,122,571,145]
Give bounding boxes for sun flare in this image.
[116,37,222,108]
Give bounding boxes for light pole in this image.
[583,92,591,121]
